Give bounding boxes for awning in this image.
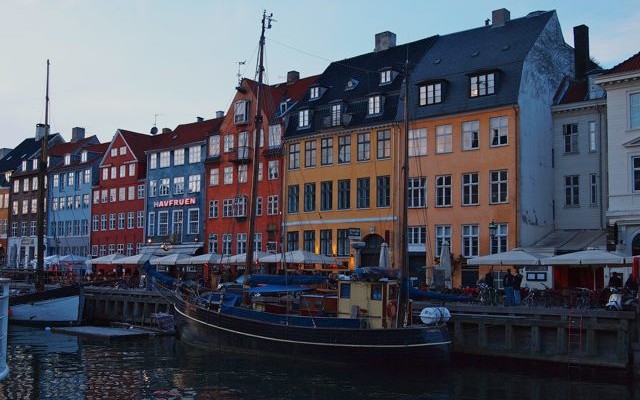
[530,229,606,253]
[467,248,547,266]
[542,248,630,265]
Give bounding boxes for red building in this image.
[204,71,317,269]
[90,130,153,273]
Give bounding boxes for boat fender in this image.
[386,300,398,318]
[419,307,451,325]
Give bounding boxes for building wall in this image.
[0,187,8,265]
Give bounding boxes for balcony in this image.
[230,146,251,164]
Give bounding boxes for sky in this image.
[1,0,638,149]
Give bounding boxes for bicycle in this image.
[522,286,547,308]
[478,282,499,306]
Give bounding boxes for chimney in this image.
[491,8,510,27]
[162,128,172,134]
[196,117,204,122]
[216,111,224,118]
[287,70,300,84]
[573,25,590,82]
[71,127,85,142]
[375,31,396,52]
[35,123,47,141]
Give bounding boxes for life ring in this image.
[386,300,398,318]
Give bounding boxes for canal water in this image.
[0,325,638,400]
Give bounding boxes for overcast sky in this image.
[1,0,638,149]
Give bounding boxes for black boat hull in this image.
[172,297,451,365]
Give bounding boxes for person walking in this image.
[513,269,523,305]
[503,269,515,307]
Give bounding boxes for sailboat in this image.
[9,60,83,326]
[155,12,451,365]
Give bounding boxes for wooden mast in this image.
[398,55,411,326]
[245,11,273,275]
[35,59,50,292]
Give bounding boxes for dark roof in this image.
[85,142,109,155]
[48,135,100,157]
[409,10,555,120]
[0,138,38,174]
[147,117,224,151]
[601,51,640,76]
[267,75,319,119]
[119,130,155,161]
[284,35,438,138]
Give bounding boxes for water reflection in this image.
[0,326,637,399]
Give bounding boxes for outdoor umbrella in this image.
[378,242,390,269]
[85,253,126,265]
[226,251,271,266]
[117,253,159,265]
[150,253,192,265]
[259,250,337,265]
[176,252,224,265]
[541,249,629,265]
[439,241,453,289]
[467,248,547,266]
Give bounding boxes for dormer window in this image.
[419,81,443,106]
[234,100,249,124]
[279,100,289,115]
[81,151,88,163]
[64,154,71,165]
[331,104,342,126]
[21,160,27,171]
[368,95,382,115]
[298,109,310,128]
[346,78,359,91]
[380,70,392,84]
[32,159,38,170]
[470,72,495,97]
[310,86,320,100]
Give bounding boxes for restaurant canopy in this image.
[541,248,629,265]
[85,253,126,265]
[467,248,547,266]
[259,250,338,265]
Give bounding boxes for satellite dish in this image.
[150,126,158,135]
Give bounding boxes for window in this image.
[53,174,59,188]
[148,213,155,236]
[255,197,263,216]
[159,178,170,196]
[409,128,427,156]
[408,226,426,246]
[419,82,442,105]
[303,230,315,252]
[563,123,578,153]
[462,120,480,150]
[368,96,381,115]
[267,195,278,215]
[208,234,218,254]
[380,70,392,84]
[234,100,249,124]
[129,164,135,177]
[127,212,134,229]
[173,177,185,194]
[159,151,170,168]
[565,175,580,206]
[377,130,391,159]
[238,165,248,183]
[338,179,350,210]
[82,220,89,236]
[490,170,508,203]
[356,178,370,209]
[436,125,452,153]
[118,213,125,230]
[462,225,479,257]
[490,223,508,254]
[237,131,249,160]
[223,199,234,217]
[299,109,310,128]
[138,185,145,199]
[101,214,107,231]
[109,213,116,230]
[590,173,598,206]
[470,72,495,97]
[287,231,299,251]
[209,200,219,218]
[436,175,452,207]
[288,185,299,213]
[357,133,370,161]
[408,177,426,208]
[158,211,169,236]
[189,146,201,163]
[149,180,157,197]
[462,173,479,205]
[13,180,18,193]
[320,229,332,255]
[331,104,341,126]
[174,148,185,165]
[304,183,316,212]
[490,116,508,146]
[288,143,300,170]
[64,154,71,165]
[149,153,157,169]
[631,93,640,130]
[137,211,144,228]
[126,243,133,256]
[173,210,184,236]
[305,140,316,167]
[209,135,220,157]
[338,135,351,164]
[377,175,390,207]
[32,176,38,191]
[223,167,233,185]
[222,234,232,255]
[588,121,597,152]
[235,195,247,217]
[310,86,320,99]
[435,225,451,257]
[119,165,126,179]
[321,138,333,165]
[320,181,332,211]
[268,125,281,148]
[188,175,201,193]
[267,160,278,180]
[84,169,91,184]
[224,135,234,153]
[237,233,247,254]
[209,168,219,186]
[111,148,118,157]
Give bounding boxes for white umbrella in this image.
[378,242,390,268]
[542,248,629,265]
[85,253,127,265]
[259,250,337,265]
[150,253,192,265]
[226,251,271,265]
[117,253,159,265]
[439,241,453,289]
[467,248,547,266]
[176,252,223,265]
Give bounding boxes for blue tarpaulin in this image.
[246,285,315,294]
[143,261,177,285]
[245,274,327,286]
[409,287,474,302]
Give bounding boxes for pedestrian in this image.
[484,267,496,305]
[513,268,523,305]
[503,268,515,307]
[608,272,623,288]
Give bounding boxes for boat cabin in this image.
[337,280,399,328]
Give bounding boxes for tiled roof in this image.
[147,117,224,151]
[558,81,589,104]
[0,138,39,173]
[601,51,640,75]
[48,135,100,157]
[119,130,155,161]
[267,75,319,118]
[85,142,109,155]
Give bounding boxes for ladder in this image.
[567,311,583,376]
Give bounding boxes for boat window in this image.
[340,283,351,299]
[371,284,382,300]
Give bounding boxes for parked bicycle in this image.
[478,282,500,306]
[522,285,547,308]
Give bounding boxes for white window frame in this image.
[462,120,480,151]
[490,116,508,147]
[436,124,452,154]
[408,128,427,156]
